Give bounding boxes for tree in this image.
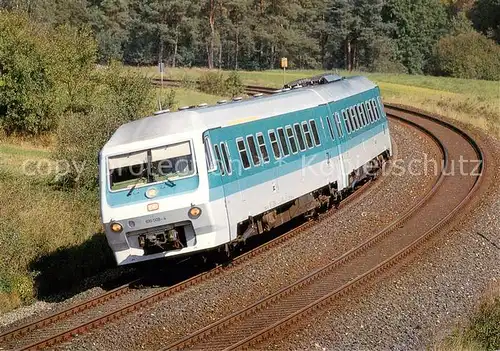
[470,0,500,43]
[88,0,131,63]
[326,0,388,71]
[383,0,448,74]
[435,31,500,80]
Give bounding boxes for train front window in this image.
[108,141,195,191]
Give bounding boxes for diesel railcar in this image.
[99,75,392,265]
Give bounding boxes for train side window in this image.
[221,142,232,175]
[277,127,290,157]
[363,102,372,123]
[357,104,367,127]
[294,123,306,151]
[349,107,359,130]
[203,136,216,172]
[309,120,321,146]
[246,135,261,166]
[213,144,225,176]
[365,101,374,123]
[302,122,314,148]
[236,138,251,169]
[377,97,385,119]
[326,116,335,140]
[371,99,380,120]
[268,130,281,159]
[342,110,352,134]
[354,106,363,128]
[285,125,298,154]
[335,112,344,138]
[256,133,270,163]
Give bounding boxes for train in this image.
[99,74,392,266]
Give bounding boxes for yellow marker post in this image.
[280,57,288,86]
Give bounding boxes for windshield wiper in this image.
[164,176,176,187]
[127,168,147,197]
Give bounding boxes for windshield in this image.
[108,141,195,191]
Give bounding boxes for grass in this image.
[435,281,500,351]
[0,139,103,312]
[134,67,500,138]
[155,87,226,110]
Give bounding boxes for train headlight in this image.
[110,222,123,233]
[146,187,158,199]
[188,207,202,219]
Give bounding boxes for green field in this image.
[136,67,500,138]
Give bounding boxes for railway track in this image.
[0,155,378,351]
[151,78,279,97]
[0,87,484,350]
[158,104,484,350]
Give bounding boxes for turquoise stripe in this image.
[208,122,386,201]
[106,176,200,207]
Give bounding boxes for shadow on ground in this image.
[28,214,313,302]
[29,233,136,302]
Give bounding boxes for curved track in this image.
[0,94,484,350]
[159,104,484,351]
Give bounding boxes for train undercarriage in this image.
[235,150,391,245]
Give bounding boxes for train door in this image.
[315,104,342,185]
[328,103,348,190]
[204,130,234,241]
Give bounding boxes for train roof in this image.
[102,76,377,153]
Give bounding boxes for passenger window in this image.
[357,105,367,127]
[246,135,260,166]
[277,127,290,157]
[342,110,352,134]
[335,113,344,138]
[294,123,306,151]
[268,130,281,159]
[365,101,374,123]
[349,107,359,130]
[221,142,232,175]
[363,102,372,123]
[285,126,298,154]
[371,99,380,120]
[326,117,335,140]
[309,120,321,146]
[204,136,216,172]
[214,144,225,176]
[377,97,384,120]
[237,138,251,169]
[256,133,270,163]
[302,122,314,148]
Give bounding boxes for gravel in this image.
[0,266,136,332]
[263,133,500,351]
[42,120,443,350]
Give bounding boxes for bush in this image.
[156,89,177,111]
[0,11,98,135]
[198,71,244,97]
[180,73,197,90]
[225,71,245,97]
[434,32,500,80]
[55,64,152,190]
[198,71,227,95]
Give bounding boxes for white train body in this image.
[99,76,392,265]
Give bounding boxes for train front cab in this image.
[100,134,231,266]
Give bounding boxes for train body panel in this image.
[99,75,392,265]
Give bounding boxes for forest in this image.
[1,0,499,78]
